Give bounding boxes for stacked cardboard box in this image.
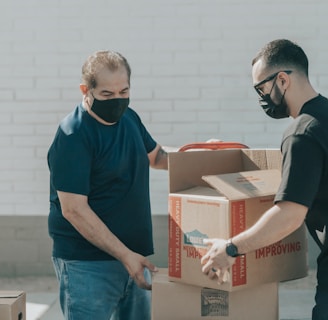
[0,291,26,320]
[152,149,308,319]
[152,269,279,320]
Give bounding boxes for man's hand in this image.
[201,238,236,284]
[121,251,158,290]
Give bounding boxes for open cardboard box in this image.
[152,268,279,320]
[168,149,308,291]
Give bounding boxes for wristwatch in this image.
[226,239,242,257]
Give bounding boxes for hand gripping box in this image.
[0,291,26,320]
[168,149,308,291]
[152,269,279,320]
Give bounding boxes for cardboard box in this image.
[0,291,26,320]
[152,269,279,320]
[168,149,308,291]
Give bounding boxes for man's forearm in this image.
[232,201,308,255]
[58,191,131,261]
[68,205,130,260]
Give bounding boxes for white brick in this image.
[0,137,12,147]
[174,100,220,111]
[13,113,59,124]
[9,102,73,112]
[12,136,52,148]
[0,193,34,204]
[35,124,59,135]
[0,205,15,215]
[0,77,33,89]
[15,89,61,101]
[154,40,199,52]
[61,89,81,101]
[133,100,174,112]
[173,123,219,134]
[36,78,76,89]
[0,90,14,100]
[152,64,199,76]
[152,111,196,123]
[0,125,34,136]
[154,87,200,99]
[0,170,34,181]
[0,147,34,158]
[130,88,153,100]
[0,54,34,66]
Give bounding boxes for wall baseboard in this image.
[0,215,169,277]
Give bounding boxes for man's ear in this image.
[80,84,88,95]
[279,72,290,88]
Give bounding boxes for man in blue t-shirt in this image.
[201,39,328,320]
[47,50,168,320]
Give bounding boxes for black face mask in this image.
[91,96,129,123]
[258,85,289,119]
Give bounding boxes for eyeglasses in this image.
[254,70,292,97]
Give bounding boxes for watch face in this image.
[226,243,238,257]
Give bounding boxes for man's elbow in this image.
[149,146,168,170]
[61,207,79,221]
[279,201,308,231]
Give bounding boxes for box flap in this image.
[202,169,281,200]
[168,149,282,193]
[174,185,226,198]
[0,291,24,299]
[242,149,282,171]
[168,149,243,193]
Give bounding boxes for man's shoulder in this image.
[59,104,87,136]
[301,94,328,119]
[125,106,141,120]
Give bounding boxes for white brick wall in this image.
[0,0,327,216]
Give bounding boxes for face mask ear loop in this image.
[268,76,278,98]
[280,89,287,105]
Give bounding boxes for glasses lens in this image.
[254,72,278,97]
[255,86,264,97]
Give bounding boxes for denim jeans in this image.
[52,257,151,320]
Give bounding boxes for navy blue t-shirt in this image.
[47,104,157,260]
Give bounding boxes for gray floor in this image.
[0,269,318,320]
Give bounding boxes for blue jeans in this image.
[52,257,151,320]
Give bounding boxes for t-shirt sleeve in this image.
[133,110,157,153]
[48,128,92,195]
[274,134,323,208]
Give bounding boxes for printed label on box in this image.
[169,196,182,278]
[184,229,208,247]
[201,288,229,316]
[255,239,302,259]
[231,200,247,286]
